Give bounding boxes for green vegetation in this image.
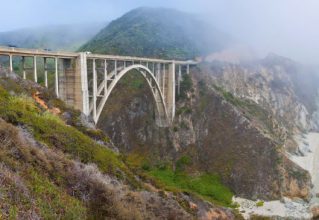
[126,153,234,207]
[80,7,230,59]
[177,73,193,101]
[256,200,264,207]
[0,114,87,219]
[28,170,86,219]
[119,69,146,90]
[176,155,192,172]
[0,85,137,185]
[176,106,192,116]
[0,78,153,218]
[213,84,246,107]
[198,80,210,112]
[147,167,233,206]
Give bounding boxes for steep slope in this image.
[80,7,232,59]
[97,64,312,202]
[0,23,105,51]
[0,70,238,219]
[205,54,319,148]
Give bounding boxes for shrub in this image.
[256,200,264,207]
[141,162,151,171]
[175,155,191,172]
[177,73,193,101]
[176,106,192,116]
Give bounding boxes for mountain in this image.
[80,7,232,59]
[0,23,105,51]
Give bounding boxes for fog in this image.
[1,0,318,64]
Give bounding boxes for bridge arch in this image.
[95,64,169,127]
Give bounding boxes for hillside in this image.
[80,7,232,59]
[97,55,319,218]
[0,23,105,51]
[0,69,240,219]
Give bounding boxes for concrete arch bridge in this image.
[0,47,197,127]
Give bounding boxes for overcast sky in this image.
[1,0,318,64]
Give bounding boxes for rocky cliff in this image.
[97,56,316,201]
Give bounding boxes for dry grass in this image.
[0,119,190,219]
[0,76,196,219]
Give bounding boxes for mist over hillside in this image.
[0,23,106,51]
[80,7,233,59]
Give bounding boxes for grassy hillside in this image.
[0,70,238,219]
[80,7,232,59]
[0,23,105,51]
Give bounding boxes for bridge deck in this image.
[0,46,197,65]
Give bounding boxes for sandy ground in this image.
[290,133,319,194]
[233,132,319,219]
[233,197,311,219]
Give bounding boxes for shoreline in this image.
[234,132,319,219]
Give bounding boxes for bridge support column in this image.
[114,60,117,76]
[177,65,181,96]
[21,57,26,79]
[104,59,108,94]
[33,56,37,83]
[166,62,175,123]
[9,54,13,72]
[162,64,166,99]
[78,53,89,116]
[92,59,97,122]
[55,57,59,97]
[156,63,161,87]
[44,57,48,87]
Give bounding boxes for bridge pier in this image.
[55,57,59,97]
[9,54,13,72]
[21,57,26,79]
[33,56,37,83]
[104,59,108,94]
[77,53,89,115]
[92,59,97,122]
[44,57,48,87]
[166,62,176,122]
[177,64,182,96]
[162,64,165,99]
[114,60,117,76]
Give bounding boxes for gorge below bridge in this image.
[0,47,197,127]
